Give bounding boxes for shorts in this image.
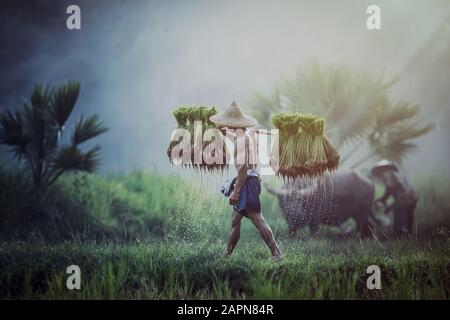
[233,175,261,214]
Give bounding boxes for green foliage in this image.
[172,105,218,129]
[0,165,34,239]
[0,167,449,299]
[168,105,227,171]
[0,81,108,191]
[0,167,235,242]
[413,172,450,238]
[51,145,102,173]
[369,103,433,163]
[270,112,339,177]
[250,62,388,143]
[1,166,449,242]
[248,61,433,167]
[72,114,108,145]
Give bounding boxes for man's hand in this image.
[229,190,240,205]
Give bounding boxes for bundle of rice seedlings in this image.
[271,112,339,178]
[167,106,228,171]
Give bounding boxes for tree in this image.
[248,61,433,168]
[0,81,108,191]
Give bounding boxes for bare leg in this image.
[225,211,243,256]
[247,211,282,258]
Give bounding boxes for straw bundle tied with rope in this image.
[271,112,339,178]
[167,106,228,171]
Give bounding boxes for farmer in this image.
[209,102,282,259]
[371,159,417,236]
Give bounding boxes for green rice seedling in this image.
[271,112,339,178]
[168,106,228,172]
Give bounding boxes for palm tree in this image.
[352,102,433,168]
[0,81,108,191]
[248,61,433,168]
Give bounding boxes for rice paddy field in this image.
[0,167,449,299]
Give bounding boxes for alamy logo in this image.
[169,124,279,175]
[366,5,381,30]
[66,5,81,30]
[66,265,81,290]
[366,265,381,290]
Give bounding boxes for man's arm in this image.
[229,131,249,205]
[234,163,248,193]
[229,163,247,205]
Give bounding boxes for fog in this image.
[1,0,449,175]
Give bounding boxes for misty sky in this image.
[1,0,449,175]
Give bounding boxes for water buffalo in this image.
[265,171,375,237]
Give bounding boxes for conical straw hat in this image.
[209,101,258,128]
[371,159,398,176]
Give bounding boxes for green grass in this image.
[0,166,449,299]
[413,171,450,237]
[0,239,449,299]
[1,164,449,242]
